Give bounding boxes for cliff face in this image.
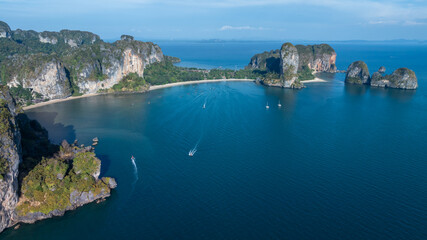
[246,50,281,73]
[0,21,164,102]
[75,36,164,94]
[0,86,21,233]
[280,43,300,88]
[246,43,337,88]
[295,44,336,72]
[345,61,370,85]
[345,62,418,89]
[371,67,418,89]
[7,58,71,99]
[0,21,11,38]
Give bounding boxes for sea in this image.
[2,40,426,240]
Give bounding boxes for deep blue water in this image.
[2,42,427,239]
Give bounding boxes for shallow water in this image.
[2,42,426,240]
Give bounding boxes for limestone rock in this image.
[371,68,417,89]
[280,43,300,88]
[0,87,21,233]
[7,58,71,99]
[0,21,11,38]
[295,44,337,72]
[345,61,370,85]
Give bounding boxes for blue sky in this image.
[1,0,427,41]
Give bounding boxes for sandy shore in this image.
[301,78,327,83]
[23,77,327,110]
[23,93,103,110]
[149,78,255,91]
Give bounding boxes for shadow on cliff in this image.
[24,111,76,144]
[17,112,76,190]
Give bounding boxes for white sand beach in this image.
[23,77,327,110]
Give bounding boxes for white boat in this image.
[189,150,195,156]
[203,103,206,109]
[278,101,282,108]
[266,102,270,109]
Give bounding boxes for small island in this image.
[0,86,116,233]
[345,61,418,89]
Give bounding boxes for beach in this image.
[23,78,326,110]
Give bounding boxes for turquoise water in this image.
[2,42,427,239]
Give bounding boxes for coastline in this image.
[23,77,327,110]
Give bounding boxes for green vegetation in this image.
[0,157,8,180]
[9,85,41,106]
[0,98,12,135]
[143,60,264,86]
[106,72,148,92]
[298,65,315,80]
[16,143,110,216]
[73,152,100,176]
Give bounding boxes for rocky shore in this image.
[0,86,116,233]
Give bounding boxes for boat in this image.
[131,155,135,161]
[203,103,206,109]
[189,151,194,157]
[266,102,270,109]
[278,101,282,108]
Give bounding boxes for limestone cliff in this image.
[246,43,337,88]
[370,67,417,89]
[345,62,418,89]
[280,43,300,88]
[295,44,336,72]
[0,21,164,102]
[6,56,71,99]
[0,86,21,233]
[246,50,281,73]
[345,61,370,85]
[0,21,11,38]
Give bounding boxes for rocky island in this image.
[246,42,337,89]
[0,86,116,233]
[345,61,418,89]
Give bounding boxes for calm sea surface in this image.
[2,41,426,239]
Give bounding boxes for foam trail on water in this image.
[132,157,138,181]
[131,157,139,192]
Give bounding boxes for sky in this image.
[1,0,427,41]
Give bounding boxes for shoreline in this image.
[23,77,327,110]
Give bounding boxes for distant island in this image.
[345,61,417,89]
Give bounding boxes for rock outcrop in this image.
[345,62,418,89]
[345,61,370,85]
[0,21,164,102]
[7,58,71,99]
[0,21,11,38]
[0,86,21,233]
[280,43,300,88]
[371,67,417,89]
[0,86,117,233]
[246,50,281,73]
[295,44,336,72]
[246,43,337,88]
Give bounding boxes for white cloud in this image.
[219,25,266,31]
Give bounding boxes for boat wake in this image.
[131,156,138,191]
